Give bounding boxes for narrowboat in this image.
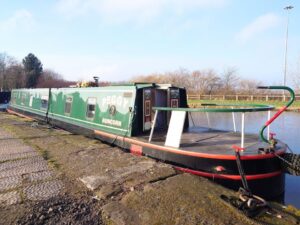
[7,84,293,199]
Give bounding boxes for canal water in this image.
[192,111,300,208]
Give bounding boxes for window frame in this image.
[86,97,97,120]
[64,96,73,115]
[40,95,49,110]
[21,93,26,105]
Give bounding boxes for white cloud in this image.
[0,9,35,32]
[236,13,281,43]
[56,0,227,23]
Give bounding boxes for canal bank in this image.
[0,112,299,224]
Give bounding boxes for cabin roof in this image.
[11,83,184,91]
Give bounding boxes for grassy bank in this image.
[188,99,300,110]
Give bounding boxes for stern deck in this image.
[136,127,284,156]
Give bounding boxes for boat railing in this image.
[150,103,274,149]
[150,86,295,149]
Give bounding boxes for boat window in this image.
[41,96,48,109]
[29,95,33,107]
[64,97,73,115]
[11,93,17,104]
[21,93,26,105]
[145,100,151,116]
[86,98,96,119]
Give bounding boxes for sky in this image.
[0,0,300,85]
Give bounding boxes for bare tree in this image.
[238,79,262,95]
[292,57,300,93]
[130,68,190,88]
[187,70,221,94]
[5,64,25,89]
[0,53,24,90]
[37,69,73,88]
[220,67,239,94]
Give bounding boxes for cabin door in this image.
[143,88,152,131]
[169,88,180,108]
[166,88,180,123]
[154,89,168,130]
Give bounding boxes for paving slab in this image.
[24,180,64,201]
[0,145,35,155]
[0,176,22,191]
[0,161,48,179]
[0,191,21,206]
[79,160,176,194]
[0,126,63,207]
[0,156,45,172]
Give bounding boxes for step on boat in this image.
[7,84,295,199]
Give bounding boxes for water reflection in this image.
[189,111,300,208]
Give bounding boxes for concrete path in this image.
[0,127,63,206]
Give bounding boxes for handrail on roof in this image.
[153,103,274,113]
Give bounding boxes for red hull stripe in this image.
[7,109,34,120]
[175,167,282,180]
[130,144,143,156]
[94,130,285,160]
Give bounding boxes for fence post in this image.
[186,94,295,102]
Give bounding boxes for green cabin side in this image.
[9,83,188,137]
[10,86,138,136]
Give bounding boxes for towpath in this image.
[0,112,299,225]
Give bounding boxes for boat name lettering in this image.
[102,95,130,108]
[102,118,122,127]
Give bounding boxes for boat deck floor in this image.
[136,127,284,156]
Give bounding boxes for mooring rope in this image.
[274,151,300,176]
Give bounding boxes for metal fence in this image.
[187,94,300,102]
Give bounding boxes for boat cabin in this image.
[132,83,188,136]
[9,83,188,137]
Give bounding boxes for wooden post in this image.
[236,95,238,101]
[266,95,268,101]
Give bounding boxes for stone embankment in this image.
[0,112,299,225]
